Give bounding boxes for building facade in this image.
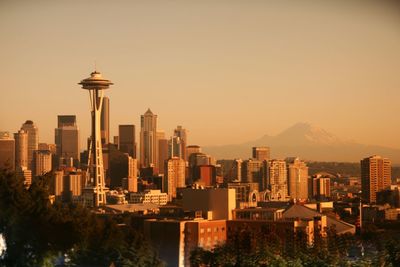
[361,155,391,203]
[140,109,158,168]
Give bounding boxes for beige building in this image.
[0,132,15,171]
[14,130,28,169]
[21,120,39,171]
[252,146,270,161]
[33,150,52,176]
[180,187,236,220]
[118,124,136,158]
[165,157,186,201]
[55,115,80,167]
[267,159,288,201]
[312,175,331,199]
[128,189,168,205]
[286,157,309,201]
[140,109,158,168]
[361,155,392,203]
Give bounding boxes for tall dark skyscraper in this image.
[118,125,136,158]
[140,109,158,168]
[101,96,110,146]
[55,115,80,167]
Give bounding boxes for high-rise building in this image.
[169,136,183,159]
[252,147,270,161]
[158,137,169,175]
[266,160,288,201]
[55,115,80,167]
[101,96,110,146]
[79,70,113,207]
[230,159,243,182]
[140,109,158,168]
[186,145,201,161]
[286,157,309,201]
[14,130,28,169]
[33,150,52,176]
[118,125,136,158]
[173,126,187,160]
[312,175,331,200]
[0,132,15,171]
[21,120,39,170]
[361,155,391,203]
[164,157,186,201]
[242,159,265,190]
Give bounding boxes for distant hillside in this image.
[204,123,400,163]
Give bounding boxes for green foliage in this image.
[0,169,163,267]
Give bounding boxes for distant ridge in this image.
[203,122,400,163]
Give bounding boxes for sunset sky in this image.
[1,0,400,148]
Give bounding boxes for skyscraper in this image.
[252,147,270,161]
[55,115,80,167]
[165,157,186,201]
[169,136,183,159]
[266,159,288,201]
[33,150,52,176]
[0,132,15,171]
[186,145,201,161]
[361,155,391,203]
[140,109,158,168]
[286,157,309,201]
[242,159,265,190]
[118,125,136,158]
[312,175,331,200]
[21,120,39,170]
[101,96,110,146]
[14,130,28,169]
[157,132,169,175]
[173,126,187,160]
[79,70,113,207]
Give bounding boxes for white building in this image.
[128,189,168,205]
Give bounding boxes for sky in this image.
[1,0,400,149]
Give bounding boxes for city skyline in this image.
[1,0,400,150]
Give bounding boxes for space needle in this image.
[79,70,113,207]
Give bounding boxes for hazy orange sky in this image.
[1,0,400,148]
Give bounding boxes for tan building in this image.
[21,120,39,170]
[140,109,158,168]
[286,157,309,201]
[173,126,187,160]
[361,155,391,203]
[118,124,136,158]
[100,97,110,146]
[14,130,28,169]
[55,115,80,167]
[312,175,331,199]
[33,150,52,176]
[128,189,168,205]
[186,145,201,161]
[180,187,236,220]
[267,159,288,201]
[165,157,186,201]
[252,146,270,161]
[157,138,169,175]
[0,132,15,171]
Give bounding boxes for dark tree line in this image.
[0,169,163,267]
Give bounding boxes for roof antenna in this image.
[94,60,97,72]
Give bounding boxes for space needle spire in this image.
[79,70,113,207]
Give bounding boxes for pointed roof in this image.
[144,108,153,115]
